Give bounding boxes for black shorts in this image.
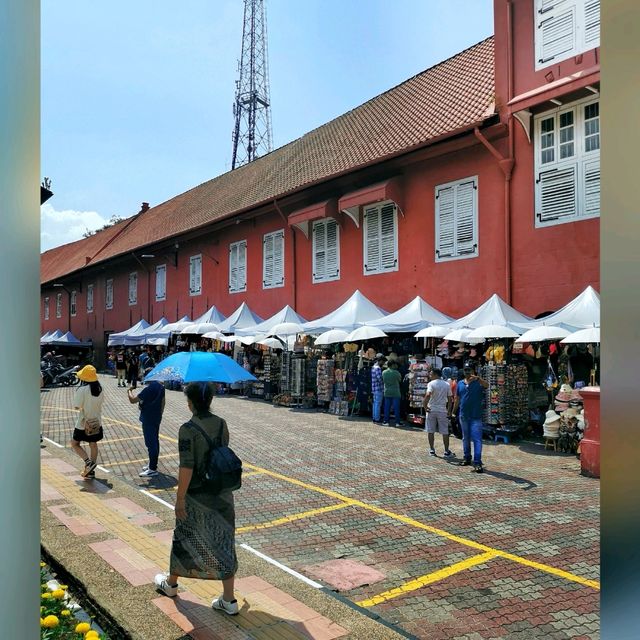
[72,427,104,443]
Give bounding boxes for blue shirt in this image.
[456,379,484,420]
[138,381,165,425]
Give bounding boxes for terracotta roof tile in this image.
[42,37,494,283]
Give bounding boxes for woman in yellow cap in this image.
[70,365,104,478]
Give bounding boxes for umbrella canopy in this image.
[466,324,521,340]
[447,294,533,330]
[414,325,450,338]
[366,296,452,332]
[217,302,264,333]
[236,335,258,346]
[126,317,169,345]
[257,337,286,349]
[180,322,221,335]
[346,326,388,342]
[314,329,350,345]
[202,330,227,341]
[143,351,257,384]
[193,305,227,325]
[560,326,600,344]
[515,325,571,343]
[107,319,150,346]
[269,321,305,337]
[302,290,387,334]
[236,305,307,336]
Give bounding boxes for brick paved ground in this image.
[41,376,600,639]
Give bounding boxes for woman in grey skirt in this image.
[154,382,238,615]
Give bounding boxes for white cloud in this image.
[40,204,111,252]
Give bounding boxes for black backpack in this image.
[187,417,242,492]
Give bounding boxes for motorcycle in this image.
[53,364,81,386]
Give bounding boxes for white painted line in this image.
[139,489,174,510]
[42,437,64,449]
[239,543,323,589]
[96,465,111,474]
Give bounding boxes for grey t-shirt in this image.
[425,378,452,413]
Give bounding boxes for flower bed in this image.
[40,562,109,640]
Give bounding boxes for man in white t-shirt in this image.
[423,368,453,458]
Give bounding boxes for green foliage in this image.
[82,215,125,238]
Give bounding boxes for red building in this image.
[41,0,599,362]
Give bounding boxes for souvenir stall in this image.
[406,359,432,426]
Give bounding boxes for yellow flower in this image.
[61,609,71,617]
[52,589,66,599]
[85,632,100,639]
[40,561,46,568]
[41,606,45,612]
[41,592,52,599]
[75,622,92,633]
[40,618,45,627]
[43,615,60,628]
[60,584,68,590]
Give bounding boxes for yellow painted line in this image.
[41,403,600,591]
[101,435,144,444]
[242,470,267,478]
[237,502,354,533]
[101,453,178,467]
[146,487,176,494]
[356,551,500,607]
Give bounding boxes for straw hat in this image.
[543,410,561,425]
[76,365,98,383]
[563,407,579,418]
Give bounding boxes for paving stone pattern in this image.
[41,378,600,639]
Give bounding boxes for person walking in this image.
[154,382,238,615]
[452,362,489,473]
[115,349,127,387]
[126,350,139,389]
[371,354,385,424]
[382,361,403,427]
[423,368,454,458]
[128,381,165,477]
[69,365,104,478]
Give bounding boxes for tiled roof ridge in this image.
[88,211,144,263]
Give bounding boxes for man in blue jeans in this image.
[382,361,403,427]
[370,354,386,424]
[128,381,165,477]
[452,363,488,473]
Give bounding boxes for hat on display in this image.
[563,407,579,418]
[543,410,561,425]
[570,389,583,401]
[76,365,98,383]
[554,401,569,412]
[555,391,572,402]
[559,383,573,394]
[543,410,561,437]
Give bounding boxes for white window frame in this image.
[534,96,600,227]
[312,218,340,283]
[434,176,479,263]
[155,264,166,301]
[189,254,202,296]
[534,0,600,71]
[262,230,285,289]
[128,272,138,306]
[105,278,114,310]
[70,290,77,316]
[363,201,399,276]
[55,293,62,318]
[87,284,94,313]
[44,297,49,320]
[229,240,247,293]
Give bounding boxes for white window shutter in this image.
[455,181,477,255]
[537,1,577,67]
[326,219,339,278]
[229,244,238,292]
[238,241,247,290]
[536,164,578,222]
[313,222,327,281]
[436,185,455,259]
[583,0,600,48]
[364,206,381,272]
[380,204,397,270]
[582,157,600,217]
[263,234,274,287]
[196,256,201,292]
[189,259,195,293]
[273,231,284,286]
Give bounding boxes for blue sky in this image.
[41,0,494,251]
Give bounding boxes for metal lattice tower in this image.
[231,0,273,169]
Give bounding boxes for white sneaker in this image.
[142,464,149,471]
[139,468,159,477]
[154,573,178,597]
[211,596,239,615]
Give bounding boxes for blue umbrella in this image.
[143,351,257,384]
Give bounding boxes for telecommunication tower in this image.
[231,0,273,169]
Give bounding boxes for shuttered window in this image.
[155,265,166,301]
[189,255,202,295]
[44,297,49,320]
[87,284,94,313]
[535,0,600,70]
[535,98,600,226]
[363,202,398,275]
[56,293,62,318]
[70,290,77,317]
[229,240,247,293]
[105,279,113,309]
[435,177,479,262]
[312,219,340,283]
[263,230,285,289]
[128,272,138,305]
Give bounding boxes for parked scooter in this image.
[53,364,81,386]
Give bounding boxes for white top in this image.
[425,378,452,413]
[73,384,104,429]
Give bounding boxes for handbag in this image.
[81,417,101,436]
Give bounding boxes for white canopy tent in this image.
[48,331,92,347]
[236,305,307,337]
[40,330,60,344]
[107,319,150,346]
[366,295,452,333]
[446,294,533,330]
[130,317,169,345]
[193,305,227,325]
[217,302,264,333]
[513,286,600,332]
[146,315,192,341]
[301,290,387,334]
